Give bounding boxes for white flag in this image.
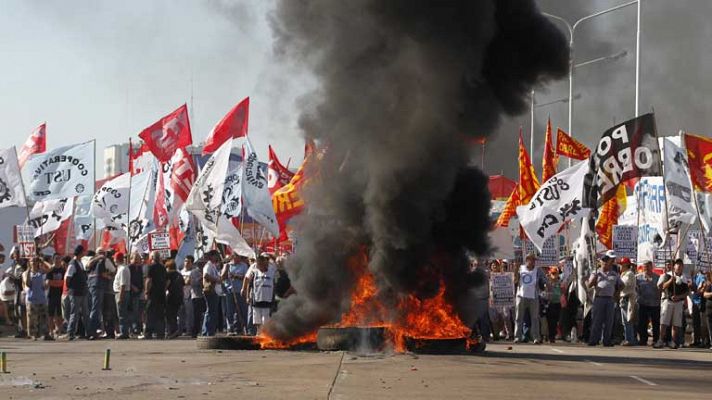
[635,177,668,263]
[185,138,232,233]
[242,138,279,237]
[22,141,95,201]
[127,168,154,246]
[222,165,243,219]
[516,160,592,252]
[663,137,697,227]
[91,172,131,229]
[217,216,254,258]
[28,197,74,238]
[0,147,27,209]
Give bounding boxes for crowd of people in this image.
[0,245,293,341]
[472,251,712,350]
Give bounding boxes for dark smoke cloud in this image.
[265,0,569,341]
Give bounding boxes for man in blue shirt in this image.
[222,253,249,335]
[691,268,708,348]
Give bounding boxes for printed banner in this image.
[22,141,95,201]
[517,161,592,252]
[589,114,661,206]
[636,177,667,263]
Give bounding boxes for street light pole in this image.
[543,0,639,166]
[635,0,641,116]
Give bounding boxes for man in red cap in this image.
[618,257,637,346]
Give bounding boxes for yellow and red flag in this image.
[495,186,520,228]
[556,128,591,160]
[595,185,627,249]
[684,132,712,192]
[542,118,558,182]
[518,130,539,204]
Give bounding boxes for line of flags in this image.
[2,97,313,257]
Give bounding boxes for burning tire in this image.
[196,336,261,351]
[316,326,387,351]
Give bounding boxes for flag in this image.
[185,138,233,233]
[663,136,696,227]
[202,97,249,155]
[222,165,244,220]
[589,114,661,207]
[242,138,279,237]
[685,132,712,192]
[0,147,27,209]
[635,177,668,262]
[27,197,74,238]
[130,140,154,175]
[495,187,519,228]
[18,123,47,168]
[268,145,295,194]
[127,168,155,247]
[153,169,169,229]
[138,104,192,162]
[90,172,131,229]
[595,185,627,249]
[542,119,558,182]
[169,147,195,212]
[272,150,315,235]
[516,160,592,251]
[517,130,539,204]
[556,128,591,160]
[22,141,95,202]
[573,216,596,305]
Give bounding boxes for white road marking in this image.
[584,359,602,366]
[630,375,658,386]
[550,348,564,354]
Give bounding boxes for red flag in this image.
[18,123,47,168]
[154,169,169,230]
[170,147,195,204]
[542,119,558,182]
[138,104,192,162]
[203,97,249,155]
[595,185,627,249]
[268,145,295,194]
[685,132,712,192]
[556,128,591,160]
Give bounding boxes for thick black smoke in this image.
[264,0,569,341]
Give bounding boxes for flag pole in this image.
[126,141,134,256]
[92,139,98,250]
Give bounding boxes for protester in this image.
[65,245,89,341]
[470,259,492,341]
[654,259,690,349]
[241,253,277,334]
[45,254,65,337]
[618,257,637,346]
[635,260,660,346]
[221,253,249,335]
[128,252,144,336]
[513,252,545,344]
[201,250,223,337]
[587,251,623,347]
[1,259,17,328]
[185,256,204,338]
[141,251,167,339]
[113,252,131,339]
[488,260,513,341]
[60,256,72,334]
[23,257,52,340]
[179,255,195,336]
[703,270,712,350]
[8,248,28,338]
[544,266,563,343]
[86,248,114,340]
[691,267,708,348]
[165,259,184,339]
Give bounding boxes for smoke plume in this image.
[265,0,569,341]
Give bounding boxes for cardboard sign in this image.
[13,225,35,257]
[148,231,171,259]
[490,272,515,308]
[613,226,637,260]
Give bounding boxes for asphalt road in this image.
[0,338,709,399]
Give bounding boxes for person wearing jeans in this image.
[636,261,660,346]
[66,246,89,340]
[201,251,223,337]
[113,253,131,339]
[618,258,638,346]
[514,253,545,344]
[141,252,167,340]
[587,251,623,347]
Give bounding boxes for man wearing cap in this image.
[241,253,277,335]
[618,257,637,346]
[587,250,623,346]
[513,252,546,344]
[201,250,223,337]
[654,259,690,349]
[636,260,661,346]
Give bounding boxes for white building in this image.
[104,143,130,178]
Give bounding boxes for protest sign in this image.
[613,225,637,260]
[490,272,515,308]
[148,231,171,259]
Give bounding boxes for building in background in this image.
[104,143,130,178]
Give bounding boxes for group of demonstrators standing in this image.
[474,252,712,350]
[0,246,293,340]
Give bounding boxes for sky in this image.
[1,1,711,179]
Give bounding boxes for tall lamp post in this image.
[542,0,640,153]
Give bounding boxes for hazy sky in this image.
[2,1,711,179]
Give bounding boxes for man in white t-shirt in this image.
[514,252,546,344]
[201,250,222,337]
[113,253,131,339]
[241,253,277,334]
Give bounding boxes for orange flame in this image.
[257,332,318,350]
